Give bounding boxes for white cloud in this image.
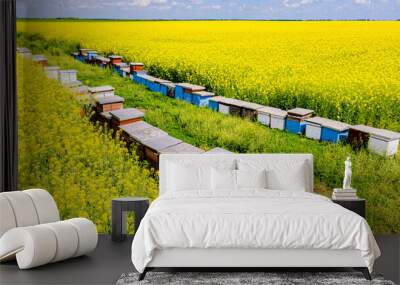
[283,0,313,8]
[354,0,370,4]
[130,0,168,7]
[211,4,221,9]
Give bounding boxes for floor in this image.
[0,234,398,285]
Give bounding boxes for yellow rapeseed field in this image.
[18,20,400,131]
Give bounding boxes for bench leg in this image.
[138,268,148,281]
[354,267,372,280]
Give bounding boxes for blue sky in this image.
[17,0,400,20]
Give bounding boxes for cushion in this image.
[236,169,267,189]
[266,162,307,191]
[167,163,212,191]
[237,159,308,191]
[212,168,237,191]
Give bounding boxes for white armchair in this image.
[0,189,98,269]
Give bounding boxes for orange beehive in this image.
[96,95,125,113]
[130,62,145,72]
[109,55,122,65]
[110,108,145,131]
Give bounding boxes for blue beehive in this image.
[87,50,98,61]
[175,83,206,103]
[305,116,350,143]
[159,82,176,97]
[192,91,216,107]
[153,79,173,93]
[133,72,148,85]
[70,52,79,60]
[208,96,225,111]
[140,75,158,91]
[78,48,90,62]
[286,108,314,134]
[113,62,128,77]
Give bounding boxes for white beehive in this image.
[258,106,285,127]
[218,97,236,115]
[58,70,77,84]
[305,120,321,140]
[44,66,60,79]
[257,107,287,130]
[17,47,32,59]
[350,125,400,157]
[88,86,115,99]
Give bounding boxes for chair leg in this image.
[354,267,372,280]
[138,268,148,281]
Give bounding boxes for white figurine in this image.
[342,156,352,190]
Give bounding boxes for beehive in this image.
[79,48,90,56]
[204,147,233,154]
[159,82,176,97]
[258,106,283,127]
[113,62,128,76]
[160,142,205,155]
[88,86,115,99]
[240,101,265,120]
[17,47,30,53]
[305,117,350,143]
[258,107,287,130]
[95,56,111,68]
[96,95,125,113]
[58,69,78,85]
[286,108,314,134]
[17,47,32,59]
[142,135,183,168]
[348,125,400,156]
[217,97,237,115]
[86,50,98,62]
[98,112,112,128]
[70,85,89,95]
[119,121,168,159]
[191,91,216,107]
[78,49,90,62]
[130,62,145,72]
[132,72,148,85]
[62,80,82,89]
[153,78,173,93]
[44,66,60,79]
[121,67,131,78]
[70,52,79,59]
[223,98,246,116]
[109,55,123,66]
[32,54,48,67]
[144,76,161,92]
[142,75,157,90]
[110,108,145,131]
[175,83,206,102]
[208,96,224,111]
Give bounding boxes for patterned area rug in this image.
[117,272,395,285]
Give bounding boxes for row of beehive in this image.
[82,85,231,168]
[18,47,230,169]
[70,48,400,157]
